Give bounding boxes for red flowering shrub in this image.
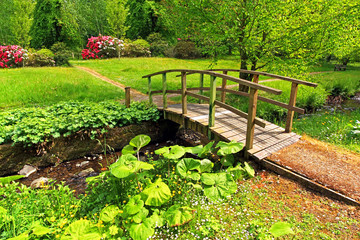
[0,45,28,68]
[81,35,124,59]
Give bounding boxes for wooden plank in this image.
[162,73,167,110]
[181,72,187,114]
[285,83,298,133]
[221,71,228,102]
[125,87,131,108]
[148,77,152,104]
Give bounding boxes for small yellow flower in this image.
[61,214,65,217]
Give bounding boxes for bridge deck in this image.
[162,104,301,160]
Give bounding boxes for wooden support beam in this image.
[125,87,131,108]
[208,75,217,138]
[199,73,204,104]
[245,75,259,159]
[162,73,167,110]
[221,71,228,103]
[181,72,187,115]
[285,82,299,133]
[148,77,152,104]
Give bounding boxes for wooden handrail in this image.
[175,68,318,88]
[142,69,282,95]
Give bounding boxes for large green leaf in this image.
[124,195,144,216]
[164,205,195,227]
[198,142,215,158]
[201,173,237,202]
[155,145,186,160]
[220,154,234,167]
[129,135,151,151]
[100,205,120,223]
[244,162,255,178]
[269,222,294,238]
[121,144,136,155]
[141,178,171,206]
[184,145,203,154]
[199,159,214,173]
[110,154,154,179]
[227,164,245,180]
[61,220,101,240]
[7,233,29,240]
[128,218,154,240]
[216,141,243,156]
[132,207,149,224]
[0,175,25,185]
[148,209,165,227]
[176,158,201,180]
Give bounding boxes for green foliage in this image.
[61,220,102,240]
[123,39,151,57]
[0,175,24,185]
[51,42,72,66]
[269,221,295,238]
[106,0,128,39]
[140,178,171,206]
[164,205,196,227]
[147,33,169,56]
[26,48,56,67]
[173,41,201,59]
[201,173,237,202]
[0,101,160,146]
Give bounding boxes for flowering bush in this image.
[0,45,28,68]
[81,35,124,59]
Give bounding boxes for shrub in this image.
[173,40,201,59]
[81,35,124,59]
[51,42,72,66]
[147,33,169,56]
[0,45,28,68]
[26,48,55,67]
[122,39,151,57]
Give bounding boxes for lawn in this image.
[0,67,123,109]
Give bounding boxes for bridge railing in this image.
[142,69,317,155]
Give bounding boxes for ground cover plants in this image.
[0,101,160,146]
[1,135,359,239]
[0,67,124,109]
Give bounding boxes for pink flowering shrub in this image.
[0,45,28,68]
[81,35,124,59]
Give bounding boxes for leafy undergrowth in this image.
[0,101,160,146]
[1,135,360,239]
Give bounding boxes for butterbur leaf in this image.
[141,178,171,206]
[198,142,214,158]
[129,135,151,151]
[269,222,294,238]
[7,233,29,240]
[121,144,136,155]
[148,209,164,227]
[201,173,237,202]
[176,158,201,180]
[128,218,154,240]
[199,159,214,173]
[220,154,234,167]
[184,145,203,154]
[100,205,120,222]
[155,145,186,160]
[187,182,203,191]
[217,141,243,156]
[110,154,153,179]
[124,195,144,216]
[227,164,245,180]
[164,205,195,227]
[61,220,101,240]
[0,175,25,185]
[244,162,255,178]
[32,225,51,236]
[132,207,149,223]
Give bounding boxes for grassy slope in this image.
[0,67,123,109]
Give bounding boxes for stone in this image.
[78,168,95,177]
[76,161,89,168]
[30,177,50,189]
[18,165,37,177]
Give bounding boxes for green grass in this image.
[293,109,360,153]
[71,57,243,93]
[0,67,123,109]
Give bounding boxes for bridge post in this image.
[181,72,187,115]
[148,77,152,104]
[208,75,217,138]
[245,75,259,159]
[162,73,167,110]
[125,87,131,108]
[285,82,299,133]
[199,73,204,104]
[221,71,228,103]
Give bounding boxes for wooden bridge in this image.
[141,69,318,160]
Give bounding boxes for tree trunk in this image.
[238,59,251,92]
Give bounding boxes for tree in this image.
[107,0,129,39]
[10,0,36,47]
[164,0,360,89]
[0,0,15,45]
[30,0,80,49]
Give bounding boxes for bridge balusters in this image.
[181,72,187,114]
[199,73,204,104]
[208,75,217,135]
[148,77,152,104]
[162,73,167,110]
[285,82,299,133]
[245,74,259,157]
[221,70,228,103]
